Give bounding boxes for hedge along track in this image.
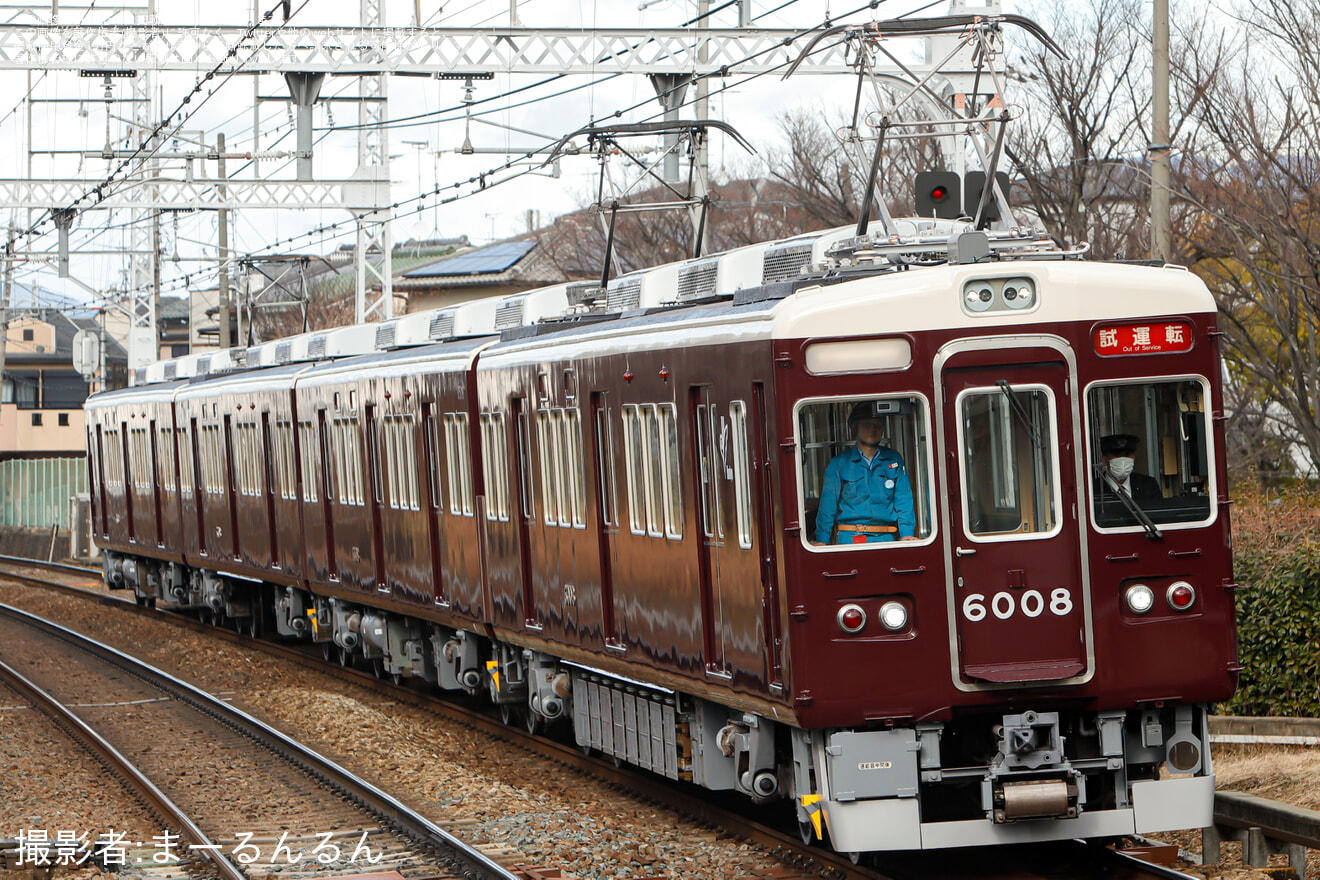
[0,600,521,880]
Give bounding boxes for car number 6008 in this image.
[962,589,1073,622]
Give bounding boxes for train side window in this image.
[422,406,441,511]
[958,387,1059,540]
[298,421,319,503]
[1087,378,1213,529]
[333,418,363,505]
[157,425,176,495]
[566,409,586,527]
[130,427,150,493]
[480,412,510,521]
[658,404,681,539]
[550,410,570,526]
[177,428,193,498]
[443,412,473,516]
[797,395,934,549]
[642,404,664,537]
[622,405,644,535]
[730,401,753,550]
[594,404,617,528]
[516,409,535,519]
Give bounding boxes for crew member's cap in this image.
[1101,433,1141,455]
[849,402,882,425]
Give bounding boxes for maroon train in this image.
[85,222,1237,852]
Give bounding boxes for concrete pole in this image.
[693,0,711,255]
[1150,0,1171,262]
[0,230,11,427]
[218,133,231,350]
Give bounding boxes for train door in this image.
[149,419,164,546]
[365,403,387,593]
[691,385,730,676]
[223,414,240,559]
[938,344,1091,685]
[511,397,537,627]
[589,391,620,647]
[121,421,135,542]
[261,411,280,567]
[749,384,784,686]
[317,409,338,579]
[421,403,446,606]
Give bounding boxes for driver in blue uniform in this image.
[814,401,918,545]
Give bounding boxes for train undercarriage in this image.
[103,551,1216,853]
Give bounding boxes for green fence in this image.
[0,457,87,529]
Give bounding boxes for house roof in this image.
[404,239,538,279]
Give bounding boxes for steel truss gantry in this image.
[5,0,1005,371]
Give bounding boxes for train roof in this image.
[116,221,1215,391]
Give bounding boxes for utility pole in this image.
[217,133,231,349]
[1150,0,1171,262]
[0,229,12,428]
[693,0,711,256]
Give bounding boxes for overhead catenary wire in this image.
[114,0,890,301]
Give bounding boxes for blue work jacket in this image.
[814,445,917,544]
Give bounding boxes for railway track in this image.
[0,598,519,880]
[0,556,1279,880]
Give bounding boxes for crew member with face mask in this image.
[1099,433,1162,501]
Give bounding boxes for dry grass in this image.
[1213,743,1320,811]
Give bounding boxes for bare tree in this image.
[1177,0,1320,475]
[1004,0,1152,255]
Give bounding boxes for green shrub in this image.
[1221,485,1320,716]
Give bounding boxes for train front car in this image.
[773,252,1235,851]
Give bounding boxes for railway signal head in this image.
[915,171,962,219]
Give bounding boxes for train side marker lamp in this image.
[1167,581,1196,611]
[1125,584,1155,615]
[915,171,961,220]
[837,604,867,634]
[879,601,909,632]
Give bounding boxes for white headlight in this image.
[1125,584,1155,615]
[879,601,909,632]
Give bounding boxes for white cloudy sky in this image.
[1,0,1016,306]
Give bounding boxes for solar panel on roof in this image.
[403,239,536,278]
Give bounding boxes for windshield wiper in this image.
[995,380,1045,450]
[1095,464,1163,540]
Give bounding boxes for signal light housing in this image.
[915,171,961,219]
[1167,581,1197,611]
[837,604,867,634]
[964,170,1011,225]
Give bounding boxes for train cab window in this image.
[1087,378,1213,529]
[798,396,933,549]
[958,385,1060,540]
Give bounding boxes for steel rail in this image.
[0,601,521,880]
[0,657,247,880]
[0,561,882,880]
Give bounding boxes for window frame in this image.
[792,392,939,553]
[955,382,1063,544]
[1083,373,1217,534]
[730,400,753,550]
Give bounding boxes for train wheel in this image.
[524,710,542,736]
[499,703,519,726]
[390,672,403,687]
[337,647,352,667]
[321,643,334,663]
[798,819,815,847]
[371,659,385,680]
